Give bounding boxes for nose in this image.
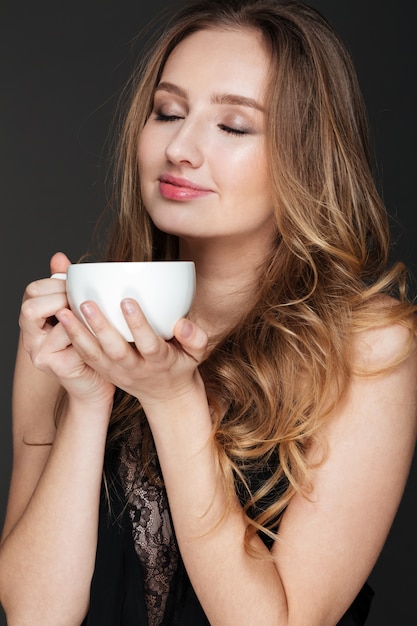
[164,118,204,168]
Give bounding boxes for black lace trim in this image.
[119,426,178,626]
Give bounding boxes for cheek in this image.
[213,145,253,189]
[249,147,272,202]
[137,125,156,177]
[226,147,271,197]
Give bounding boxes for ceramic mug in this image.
[52,261,196,342]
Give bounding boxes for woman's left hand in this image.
[54,298,208,408]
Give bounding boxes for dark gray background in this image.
[1,1,416,624]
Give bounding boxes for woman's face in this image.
[138,27,275,254]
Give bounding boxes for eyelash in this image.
[154,113,182,122]
[153,112,249,136]
[218,124,248,136]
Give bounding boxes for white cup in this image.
[52,261,195,342]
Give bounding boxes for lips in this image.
[160,174,209,191]
[158,174,212,201]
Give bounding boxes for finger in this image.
[57,304,140,379]
[23,276,68,303]
[50,251,72,275]
[20,292,69,333]
[174,319,208,363]
[47,321,74,352]
[55,306,107,367]
[121,299,167,359]
[79,301,137,363]
[29,322,74,370]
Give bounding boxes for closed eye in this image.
[154,113,183,122]
[218,124,250,136]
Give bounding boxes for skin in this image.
[138,28,275,249]
[138,27,277,334]
[1,27,416,626]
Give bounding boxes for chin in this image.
[149,214,204,239]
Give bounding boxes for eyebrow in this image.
[155,81,265,112]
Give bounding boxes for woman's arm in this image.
[143,322,417,626]
[270,322,417,625]
[0,255,114,626]
[53,296,417,626]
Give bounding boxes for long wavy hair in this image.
[99,0,416,549]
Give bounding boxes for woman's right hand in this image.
[19,251,115,409]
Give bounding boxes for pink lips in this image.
[159,174,212,201]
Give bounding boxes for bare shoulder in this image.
[350,295,417,374]
[317,295,417,465]
[339,295,417,439]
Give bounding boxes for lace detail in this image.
[119,426,178,626]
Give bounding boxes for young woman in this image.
[1,1,416,624]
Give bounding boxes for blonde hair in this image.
[101,0,416,548]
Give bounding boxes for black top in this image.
[81,448,374,626]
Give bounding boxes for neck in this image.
[179,237,270,337]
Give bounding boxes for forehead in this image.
[160,27,270,100]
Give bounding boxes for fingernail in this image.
[56,310,71,327]
[80,302,96,319]
[121,299,136,315]
[180,319,193,338]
